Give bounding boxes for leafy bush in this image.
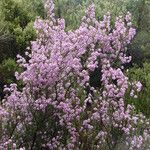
[127,63,150,117]
[0,59,17,100]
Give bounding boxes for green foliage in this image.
[0,59,17,100]
[22,0,45,19]
[0,0,30,28]
[130,35,150,64]
[126,0,150,63]
[126,63,150,117]
[126,0,150,30]
[54,0,84,30]
[13,22,36,52]
[0,34,17,63]
[0,0,43,55]
[0,58,17,84]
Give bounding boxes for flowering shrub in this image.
[0,0,150,149]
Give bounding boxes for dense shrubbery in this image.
[0,0,43,100]
[126,63,150,117]
[1,1,150,149]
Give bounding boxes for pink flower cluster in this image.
[0,0,150,149]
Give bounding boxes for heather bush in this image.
[0,0,150,149]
